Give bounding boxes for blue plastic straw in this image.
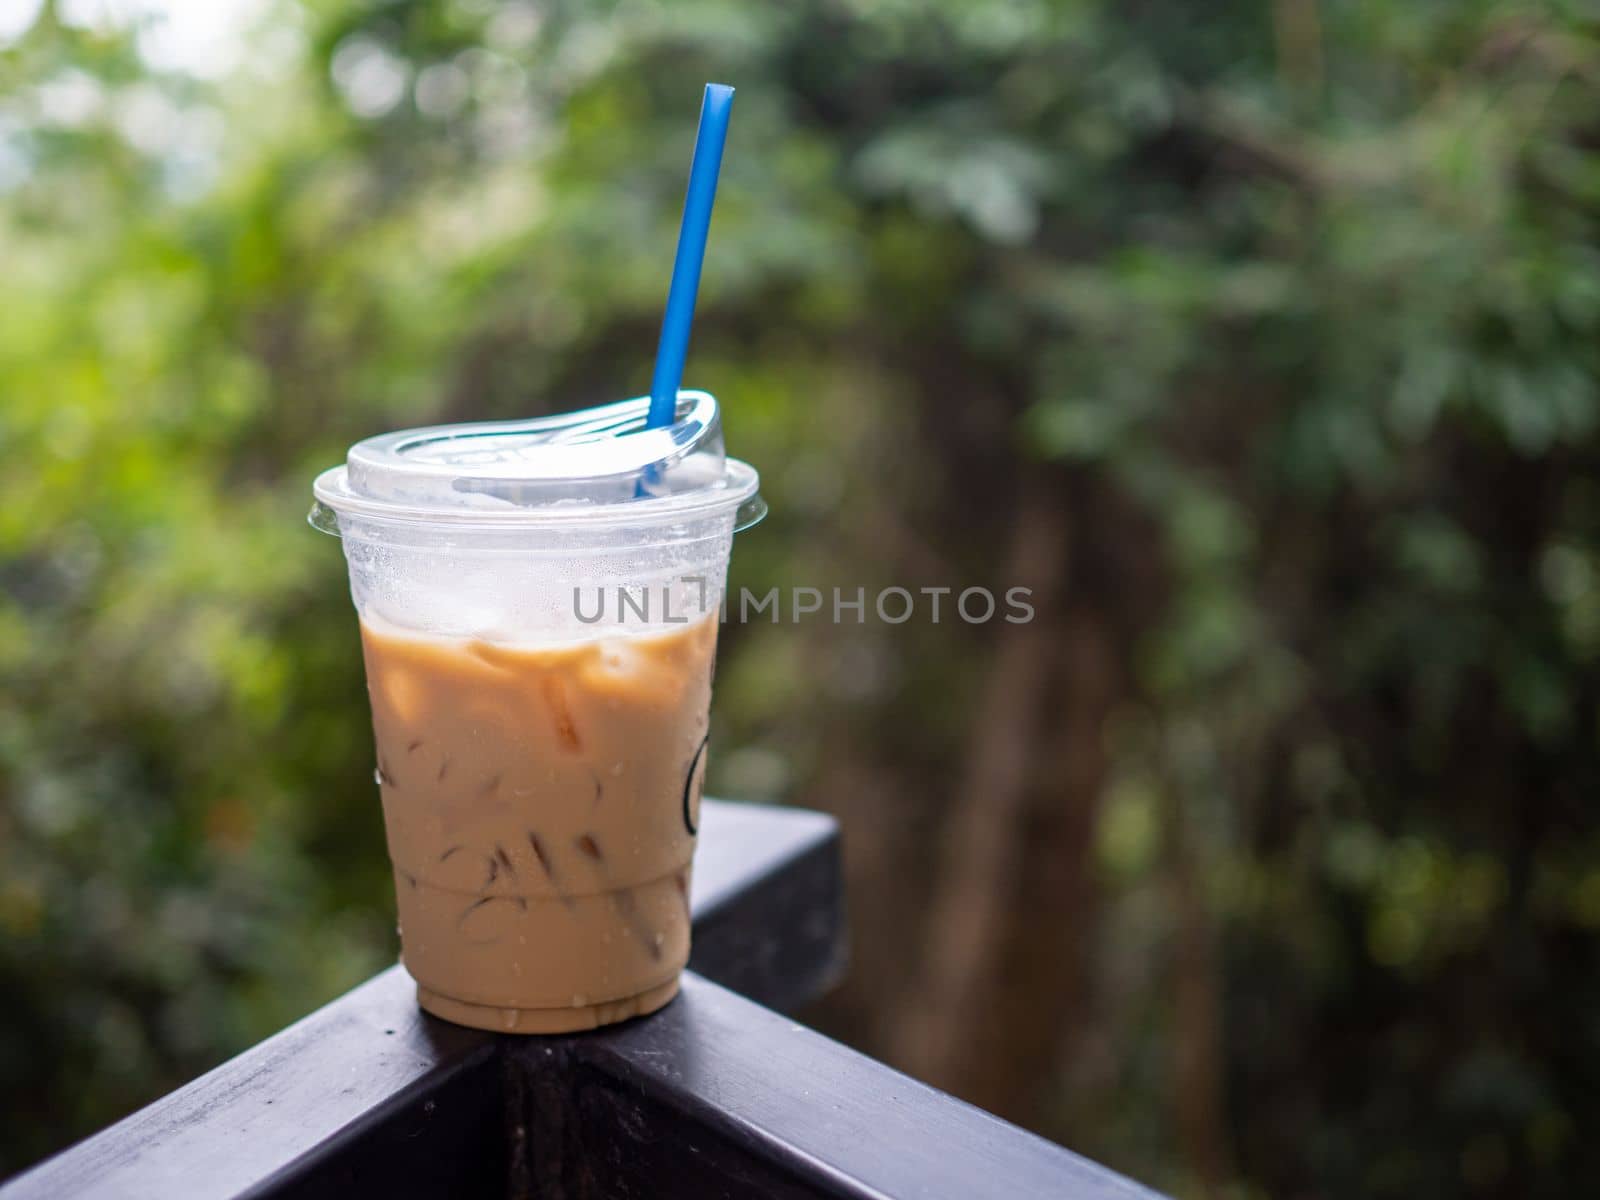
[646,83,735,429]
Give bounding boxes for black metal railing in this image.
[1,802,1160,1200]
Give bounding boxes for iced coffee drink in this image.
[362,613,716,1032]
[311,391,761,1032]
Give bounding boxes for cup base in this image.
[415,976,681,1034]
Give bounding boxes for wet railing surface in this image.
[2,801,1161,1200]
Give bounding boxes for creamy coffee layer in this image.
[360,613,716,1029]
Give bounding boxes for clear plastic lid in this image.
[311,391,764,533]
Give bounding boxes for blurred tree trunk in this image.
[888,473,1121,1120]
[1164,782,1233,1197]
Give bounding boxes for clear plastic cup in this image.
[310,392,762,1032]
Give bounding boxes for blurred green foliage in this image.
[2,1,1599,1196]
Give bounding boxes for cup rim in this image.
[311,458,762,535]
